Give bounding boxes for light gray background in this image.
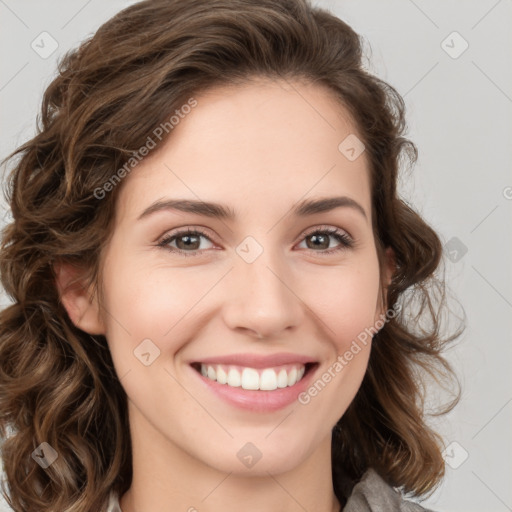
[0,1,511,511]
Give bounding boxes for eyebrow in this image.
[137,195,368,221]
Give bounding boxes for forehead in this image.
[115,78,371,223]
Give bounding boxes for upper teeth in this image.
[200,364,306,390]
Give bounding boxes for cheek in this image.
[99,256,201,415]
[305,255,382,351]
[101,259,200,350]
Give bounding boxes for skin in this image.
[57,78,394,512]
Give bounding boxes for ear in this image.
[53,261,106,335]
[375,246,396,320]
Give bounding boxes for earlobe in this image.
[53,261,106,335]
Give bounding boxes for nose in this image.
[221,250,304,340]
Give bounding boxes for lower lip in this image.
[190,364,318,412]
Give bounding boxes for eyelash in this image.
[157,226,354,257]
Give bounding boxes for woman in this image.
[0,0,461,511]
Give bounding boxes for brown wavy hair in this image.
[0,0,462,510]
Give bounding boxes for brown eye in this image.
[298,228,353,255]
[158,228,214,256]
[174,233,201,251]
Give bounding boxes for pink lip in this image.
[188,360,319,412]
[190,352,316,369]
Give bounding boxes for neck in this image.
[119,405,341,512]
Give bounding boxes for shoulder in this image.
[343,468,437,512]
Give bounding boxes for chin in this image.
[192,435,316,477]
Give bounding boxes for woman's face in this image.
[88,79,391,475]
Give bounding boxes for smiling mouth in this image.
[190,362,317,391]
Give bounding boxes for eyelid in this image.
[155,225,216,242]
[298,224,352,241]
